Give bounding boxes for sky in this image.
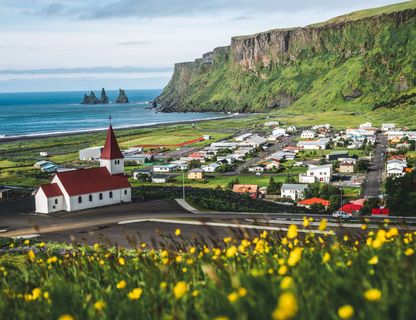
[0,0,405,92]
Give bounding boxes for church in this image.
[35,125,131,213]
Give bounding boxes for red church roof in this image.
[38,183,63,198]
[100,125,124,160]
[56,167,130,196]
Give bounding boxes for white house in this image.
[381,123,395,131]
[272,128,286,136]
[201,162,221,172]
[301,130,316,139]
[248,165,265,173]
[35,125,131,214]
[297,138,330,150]
[386,159,407,177]
[235,133,252,142]
[152,174,172,183]
[281,184,308,201]
[242,135,267,148]
[299,164,332,183]
[79,146,103,161]
[153,164,178,173]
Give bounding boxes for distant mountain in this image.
[157,1,416,118]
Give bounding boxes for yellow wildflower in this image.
[223,237,232,243]
[160,281,167,289]
[189,247,196,254]
[192,290,199,297]
[173,281,187,299]
[24,240,30,245]
[368,256,379,265]
[94,300,106,311]
[175,228,181,236]
[226,246,238,258]
[322,252,331,263]
[28,250,36,263]
[404,248,414,256]
[272,291,298,320]
[287,248,302,267]
[361,224,367,231]
[58,315,75,320]
[364,288,382,302]
[118,257,125,266]
[128,288,143,300]
[280,276,294,290]
[116,280,126,289]
[278,265,288,275]
[303,218,310,227]
[228,292,239,303]
[175,256,183,263]
[319,219,327,231]
[287,225,298,239]
[32,288,42,300]
[238,287,247,297]
[338,305,354,319]
[93,243,100,251]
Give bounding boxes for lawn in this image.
[0,225,414,319]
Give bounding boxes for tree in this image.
[355,159,370,173]
[385,171,416,216]
[268,177,282,195]
[188,160,201,170]
[328,194,341,213]
[309,203,326,215]
[227,178,240,190]
[361,197,380,215]
[304,183,320,199]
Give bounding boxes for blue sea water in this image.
[0,89,226,137]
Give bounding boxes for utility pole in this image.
[182,169,185,200]
[340,187,343,211]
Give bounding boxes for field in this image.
[0,224,415,319]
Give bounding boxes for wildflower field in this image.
[0,222,415,320]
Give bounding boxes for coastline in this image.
[0,113,251,143]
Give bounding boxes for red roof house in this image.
[298,198,330,207]
[339,203,363,215]
[371,208,390,216]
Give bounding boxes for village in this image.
[23,119,415,217]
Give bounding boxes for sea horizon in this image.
[0,89,226,138]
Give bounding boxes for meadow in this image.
[0,222,415,320]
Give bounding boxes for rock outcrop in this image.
[81,88,109,104]
[116,89,129,104]
[157,2,416,115]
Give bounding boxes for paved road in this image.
[362,133,386,198]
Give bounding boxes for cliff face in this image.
[157,3,416,114]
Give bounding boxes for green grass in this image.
[0,226,415,319]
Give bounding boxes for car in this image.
[332,211,342,218]
[332,211,351,219]
[340,212,351,219]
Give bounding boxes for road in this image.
[362,133,386,198]
[2,198,416,248]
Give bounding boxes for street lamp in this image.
[182,169,186,200]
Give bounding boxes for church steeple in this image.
[100,124,124,175]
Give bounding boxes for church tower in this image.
[100,125,124,175]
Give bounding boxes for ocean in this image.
[0,89,226,138]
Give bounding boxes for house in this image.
[232,184,258,199]
[299,164,332,183]
[359,122,372,129]
[79,146,103,161]
[386,159,407,177]
[188,168,204,180]
[243,135,267,148]
[152,174,172,183]
[280,184,308,201]
[235,133,252,142]
[298,198,330,208]
[372,208,390,216]
[282,146,300,154]
[381,123,395,131]
[301,130,316,139]
[272,128,286,136]
[40,163,61,173]
[339,158,357,173]
[297,138,330,150]
[248,165,265,173]
[286,126,297,133]
[340,203,363,215]
[123,155,150,164]
[267,133,284,142]
[328,151,349,161]
[201,162,221,173]
[262,159,281,170]
[34,160,52,169]
[203,135,211,140]
[153,164,178,173]
[35,125,131,214]
[39,151,49,157]
[133,168,152,180]
[170,160,189,171]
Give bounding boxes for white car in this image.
[332,211,351,219]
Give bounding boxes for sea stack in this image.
[100,88,109,104]
[116,89,129,103]
[81,91,100,104]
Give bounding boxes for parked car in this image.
[332,211,351,219]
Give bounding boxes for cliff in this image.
[81,88,109,104]
[116,89,129,104]
[157,1,416,114]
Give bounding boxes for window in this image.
[89,194,93,202]
[109,191,113,198]
[55,199,58,205]
[99,193,103,200]
[78,196,82,203]
[124,190,127,195]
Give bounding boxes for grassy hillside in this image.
[158,1,416,125]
